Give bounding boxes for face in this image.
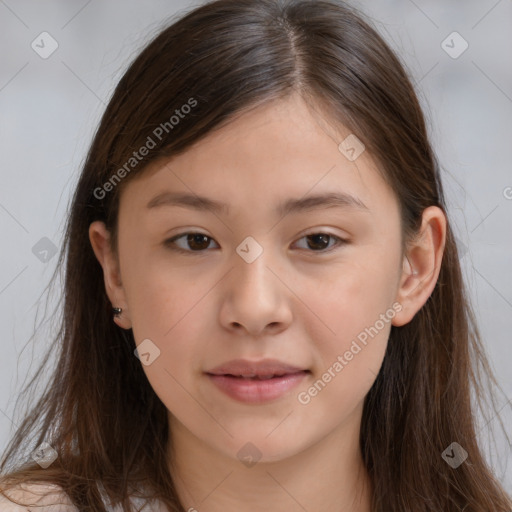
[91,93,426,465]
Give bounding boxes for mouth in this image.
[206,358,310,378]
[206,370,311,404]
[206,370,310,380]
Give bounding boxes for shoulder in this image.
[0,482,78,511]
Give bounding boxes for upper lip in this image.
[206,358,308,378]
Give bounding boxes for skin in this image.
[89,93,446,512]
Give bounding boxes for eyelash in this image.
[163,231,349,255]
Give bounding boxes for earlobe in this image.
[392,206,447,327]
[88,221,132,329]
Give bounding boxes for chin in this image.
[212,432,308,466]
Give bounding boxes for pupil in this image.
[188,234,209,250]
[307,234,329,250]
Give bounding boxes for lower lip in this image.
[206,371,308,404]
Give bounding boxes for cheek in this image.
[120,242,206,337]
[118,253,209,408]
[128,275,210,367]
[294,281,392,421]
[294,254,399,384]
[126,268,213,418]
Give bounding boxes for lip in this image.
[206,372,308,403]
[205,358,310,404]
[206,358,307,378]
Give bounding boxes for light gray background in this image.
[1,0,511,495]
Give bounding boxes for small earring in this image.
[112,307,123,317]
[412,269,418,276]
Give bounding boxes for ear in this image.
[89,221,132,330]
[392,206,447,327]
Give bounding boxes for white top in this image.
[0,482,167,511]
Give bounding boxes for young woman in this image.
[1,0,510,510]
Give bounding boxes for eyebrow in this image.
[146,191,370,216]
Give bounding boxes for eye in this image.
[164,232,219,253]
[292,232,348,252]
[164,231,348,254]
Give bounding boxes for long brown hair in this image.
[1,0,511,510]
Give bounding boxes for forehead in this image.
[119,94,398,223]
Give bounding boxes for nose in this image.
[218,248,293,337]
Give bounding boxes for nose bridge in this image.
[232,237,277,302]
[219,236,291,334]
